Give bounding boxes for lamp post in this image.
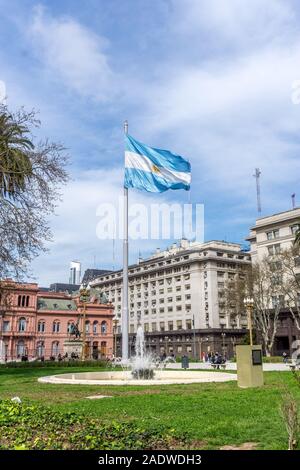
[192,315,197,359]
[113,318,119,358]
[79,282,91,361]
[221,330,226,357]
[231,336,236,359]
[243,296,254,346]
[199,336,209,360]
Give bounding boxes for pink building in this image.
[0,280,114,361]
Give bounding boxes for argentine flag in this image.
[124,134,191,193]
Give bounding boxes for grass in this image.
[0,366,300,450]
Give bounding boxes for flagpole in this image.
[122,120,129,361]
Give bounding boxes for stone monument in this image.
[63,321,83,359]
[236,345,264,388]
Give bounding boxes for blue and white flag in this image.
[124,134,191,193]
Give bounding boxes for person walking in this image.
[282,351,288,364]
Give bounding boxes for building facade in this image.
[0,280,114,362]
[69,261,81,285]
[92,239,251,358]
[246,207,300,262]
[246,208,300,356]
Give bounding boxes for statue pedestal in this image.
[63,340,83,359]
[236,345,264,388]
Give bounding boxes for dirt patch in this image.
[220,442,258,450]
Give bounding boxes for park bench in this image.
[211,362,226,370]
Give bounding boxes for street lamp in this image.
[113,318,119,358]
[243,296,254,346]
[192,315,197,359]
[79,282,91,361]
[221,330,226,356]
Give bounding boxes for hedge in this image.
[0,360,108,369]
[0,401,187,450]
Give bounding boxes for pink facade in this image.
[0,280,114,361]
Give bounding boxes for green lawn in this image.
[0,366,299,450]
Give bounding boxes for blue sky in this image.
[1,0,300,285]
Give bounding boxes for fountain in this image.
[38,325,237,386]
[130,325,155,379]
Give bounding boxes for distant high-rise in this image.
[69,261,81,285]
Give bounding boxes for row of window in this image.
[3,318,108,335]
[266,225,300,241]
[129,320,193,333]
[128,305,192,317]
[98,250,249,284]
[13,340,108,358]
[17,295,30,307]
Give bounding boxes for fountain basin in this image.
[38,370,237,386]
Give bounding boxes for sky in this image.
[1,0,300,286]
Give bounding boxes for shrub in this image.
[280,392,300,450]
[0,401,187,450]
[0,360,107,369]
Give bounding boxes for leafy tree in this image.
[276,245,300,331]
[0,105,69,279]
[223,258,281,356]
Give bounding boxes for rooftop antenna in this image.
[253,168,262,215]
[292,193,296,209]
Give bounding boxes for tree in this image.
[294,227,300,247]
[0,105,69,279]
[276,245,300,331]
[223,257,281,356]
[0,110,33,198]
[251,259,282,356]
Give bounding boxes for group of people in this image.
[202,351,226,367]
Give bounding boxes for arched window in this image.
[52,321,60,333]
[101,321,107,335]
[67,321,75,333]
[38,321,45,333]
[18,317,26,332]
[17,340,26,357]
[85,321,90,334]
[51,341,59,357]
[36,341,44,358]
[93,321,98,334]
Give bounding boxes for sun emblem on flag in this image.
[151,164,161,174]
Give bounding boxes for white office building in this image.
[91,239,250,337]
[246,207,300,261]
[69,261,81,285]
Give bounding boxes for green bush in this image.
[0,360,107,369]
[231,356,284,363]
[0,401,186,450]
[263,356,285,363]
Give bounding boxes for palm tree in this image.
[0,110,34,199]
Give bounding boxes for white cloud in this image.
[30,167,190,285]
[3,0,300,284]
[170,0,296,48]
[28,5,116,102]
[134,2,300,206]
